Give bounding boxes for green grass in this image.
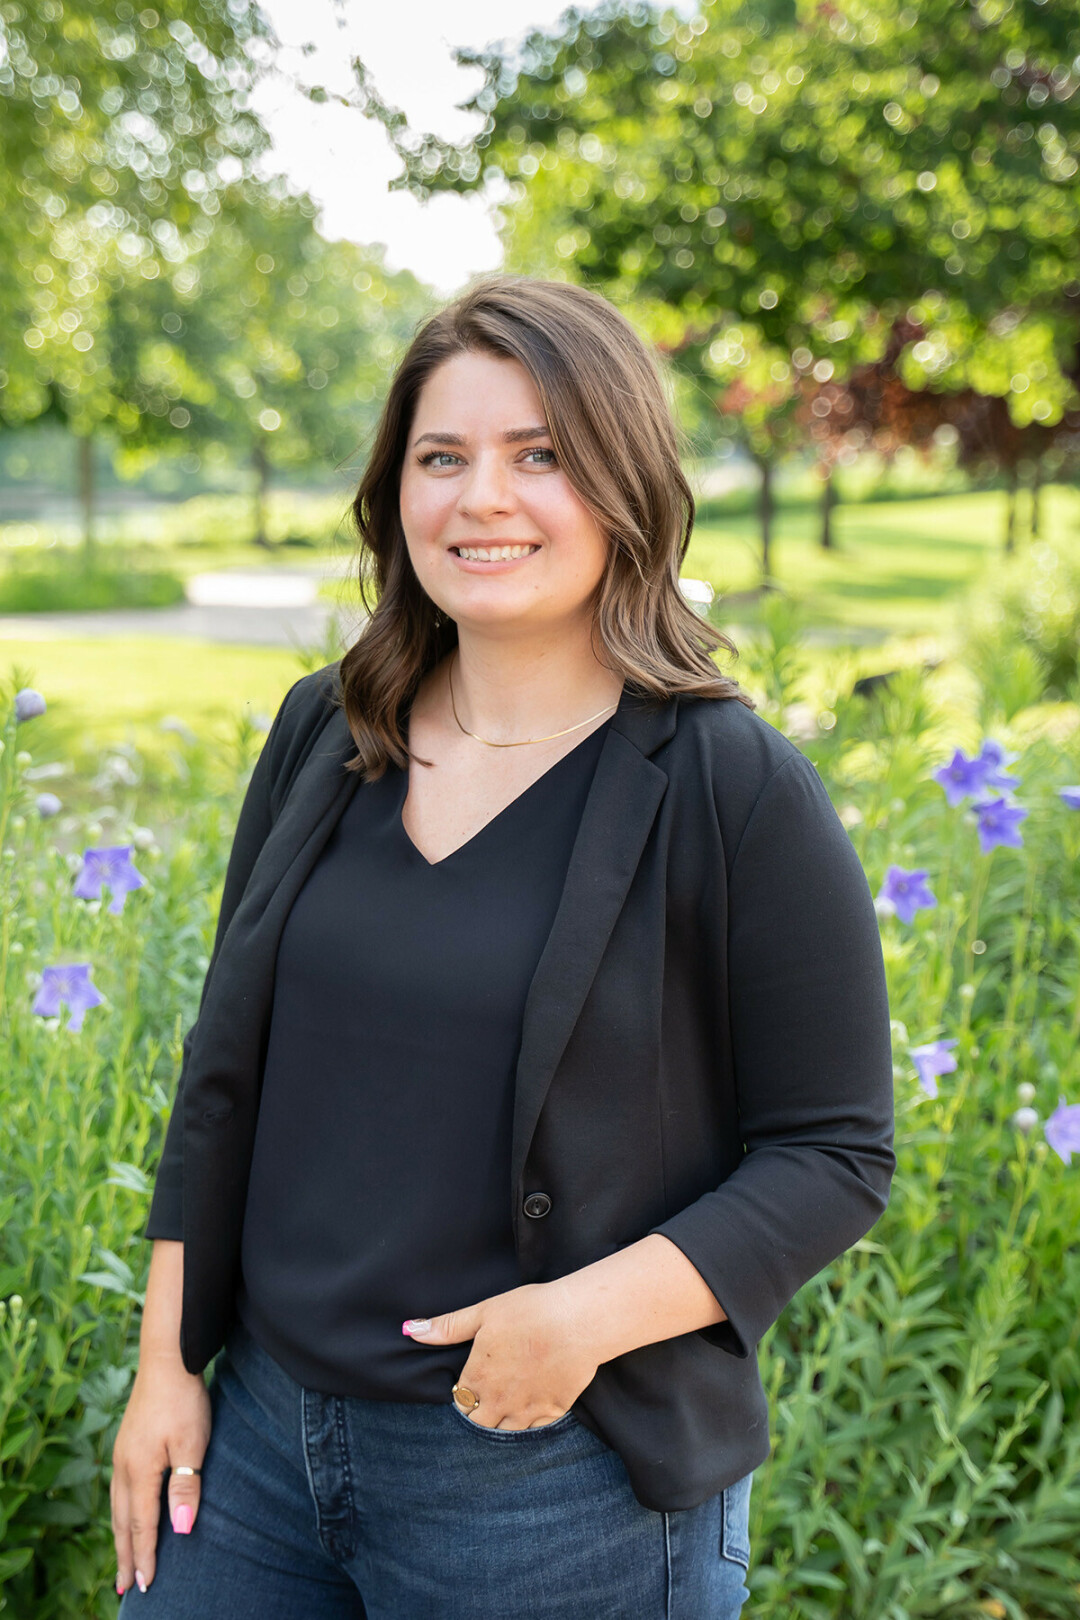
[317,484,1080,642]
[0,488,358,565]
[0,638,309,760]
[5,485,1080,733]
[683,485,1080,637]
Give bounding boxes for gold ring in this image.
[171,1466,202,1476]
[451,1383,480,1414]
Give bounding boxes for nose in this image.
[455,449,517,520]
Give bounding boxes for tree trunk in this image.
[76,433,95,563]
[1003,464,1018,555]
[252,442,271,548]
[819,464,838,550]
[1030,458,1043,539]
[755,454,774,585]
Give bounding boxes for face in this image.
[398,350,611,638]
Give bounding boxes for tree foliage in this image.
[104,184,432,470]
[0,5,436,546]
[0,0,274,430]
[358,0,1080,564]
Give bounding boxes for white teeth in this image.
[456,545,538,561]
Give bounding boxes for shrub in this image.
[960,537,1080,712]
[0,565,186,614]
[751,655,1080,1618]
[2,630,1080,1617]
[0,692,268,1617]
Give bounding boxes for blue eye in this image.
[415,447,557,468]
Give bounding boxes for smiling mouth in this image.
[450,544,541,562]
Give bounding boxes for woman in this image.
[111,274,895,1617]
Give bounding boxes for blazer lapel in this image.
[187,681,679,1163]
[185,705,360,1112]
[509,686,679,1210]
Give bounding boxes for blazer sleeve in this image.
[144,676,308,1240]
[648,751,896,1359]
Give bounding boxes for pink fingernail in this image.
[402,1318,431,1334]
[172,1503,193,1535]
[135,1571,147,1594]
[116,1576,125,1595]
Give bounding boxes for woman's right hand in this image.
[111,1357,211,1595]
[110,1238,209,1596]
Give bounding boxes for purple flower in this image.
[72,846,146,915]
[15,688,46,722]
[876,864,938,924]
[36,792,62,818]
[975,739,1020,792]
[1045,1096,1080,1165]
[32,963,104,1032]
[908,1038,958,1100]
[1060,786,1080,811]
[971,796,1028,854]
[933,748,990,806]
[933,739,1020,805]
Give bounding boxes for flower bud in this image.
[14,689,46,722]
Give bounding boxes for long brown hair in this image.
[339,273,754,779]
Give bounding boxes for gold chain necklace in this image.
[447,649,620,748]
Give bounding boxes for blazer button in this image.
[523,1192,552,1219]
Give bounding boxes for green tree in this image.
[358,0,1080,574]
[103,182,436,545]
[0,0,274,548]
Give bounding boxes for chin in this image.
[451,601,536,624]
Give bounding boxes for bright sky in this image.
[250,0,694,295]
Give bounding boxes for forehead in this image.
[412,351,544,427]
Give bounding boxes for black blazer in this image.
[147,660,895,1512]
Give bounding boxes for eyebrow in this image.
[412,425,551,448]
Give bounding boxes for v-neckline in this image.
[398,716,613,870]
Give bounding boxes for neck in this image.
[444,626,624,743]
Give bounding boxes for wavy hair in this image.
[339,273,754,779]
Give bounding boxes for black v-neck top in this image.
[233,716,613,1401]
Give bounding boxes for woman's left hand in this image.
[402,1281,598,1430]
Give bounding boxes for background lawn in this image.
[2,481,1077,757]
[680,484,1080,638]
[0,639,305,764]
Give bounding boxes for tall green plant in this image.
[2,623,1080,1615]
[960,537,1080,711]
[0,678,275,1616]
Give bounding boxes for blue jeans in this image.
[120,1316,753,1618]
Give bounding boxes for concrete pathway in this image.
[0,566,887,650]
[0,600,356,649]
[0,567,366,650]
